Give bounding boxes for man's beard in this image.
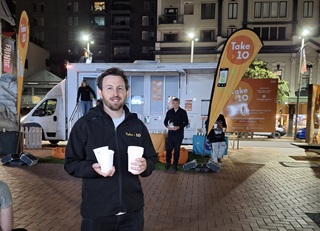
[102,98,126,111]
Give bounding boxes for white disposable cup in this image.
[127,146,144,173]
[93,147,114,173]
[214,124,218,129]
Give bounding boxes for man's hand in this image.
[92,163,115,177]
[129,157,147,175]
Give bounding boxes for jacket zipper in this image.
[114,127,123,212]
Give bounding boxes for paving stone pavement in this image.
[1,139,320,231]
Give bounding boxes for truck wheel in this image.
[49,140,59,145]
[272,132,281,139]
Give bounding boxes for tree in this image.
[243,59,290,104]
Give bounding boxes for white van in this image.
[20,79,67,144]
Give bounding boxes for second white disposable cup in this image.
[127,146,144,173]
[93,146,114,173]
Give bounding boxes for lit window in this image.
[228,3,238,19]
[303,1,313,18]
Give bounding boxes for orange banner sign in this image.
[223,79,278,132]
[207,29,263,133]
[17,11,30,118]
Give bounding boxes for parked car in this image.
[253,125,287,139]
[296,127,306,139]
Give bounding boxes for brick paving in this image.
[1,139,320,231]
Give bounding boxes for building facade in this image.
[15,0,157,77]
[156,0,319,93]
[155,0,320,134]
[13,0,320,134]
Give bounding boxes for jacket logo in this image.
[126,132,141,138]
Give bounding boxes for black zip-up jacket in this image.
[163,107,189,137]
[77,85,96,102]
[207,128,225,143]
[64,103,157,217]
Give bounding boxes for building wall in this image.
[156,0,320,99]
[25,42,50,78]
[14,0,320,102]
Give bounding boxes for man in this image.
[76,79,97,116]
[163,97,189,171]
[206,114,227,164]
[65,67,157,231]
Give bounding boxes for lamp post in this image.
[294,29,309,140]
[188,33,197,63]
[83,34,94,63]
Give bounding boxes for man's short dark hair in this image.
[172,98,180,104]
[96,67,129,90]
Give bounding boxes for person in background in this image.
[0,180,13,231]
[206,114,227,164]
[76,79,97,116]
[163,97,189,171]
[65,67,157,231]
[0,181,28,231]
[205,113,227,133]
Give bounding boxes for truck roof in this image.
[67,62,217,75]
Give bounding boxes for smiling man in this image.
[65,67,157,231]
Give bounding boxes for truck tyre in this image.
[272,132,281,139]
[49,140,59,145]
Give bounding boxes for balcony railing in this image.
[158,15,184,24]
[111,34,131,41]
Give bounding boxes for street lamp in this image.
[188,32,198,63]
[83,34,94,63]
[294,29,309,140]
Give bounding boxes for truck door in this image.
[31,98,59,141]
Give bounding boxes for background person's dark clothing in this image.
[77,86,97,115]
[164,107,189,166]
[64,103,157,218]
[164,107,189,136]
[205,114,227,132]
[81,209,144,231]
[207,126,226,143]
[165,133,184,166]
[77,86,96,102]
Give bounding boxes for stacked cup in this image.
[93,146,114,173]
[127,146,144,173]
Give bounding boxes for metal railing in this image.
[158,15,184,24]
[68,104,79,135]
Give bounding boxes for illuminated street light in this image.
[188,32,198,63]
[294,29,309,140]
[83,34,94,63]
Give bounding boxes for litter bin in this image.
[0,131,21,155]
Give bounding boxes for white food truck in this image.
[20,61,217,144]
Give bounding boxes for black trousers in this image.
[165,133,183,166]
[81,209,144,231]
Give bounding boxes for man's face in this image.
[172,101,179,110]
[98,75,128,111]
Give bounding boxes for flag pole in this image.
[294,30,309,140]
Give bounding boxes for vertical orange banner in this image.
[17,11,30,118]
[207,29,263,133]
